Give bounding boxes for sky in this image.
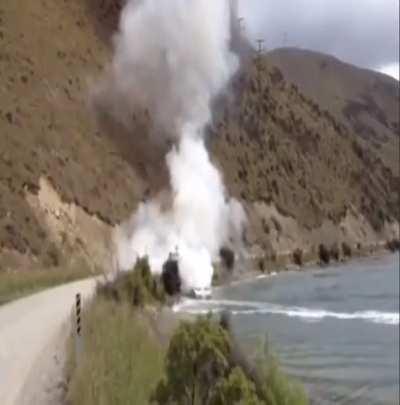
[239,0,399,80]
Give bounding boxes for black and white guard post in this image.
[75,293,83,364]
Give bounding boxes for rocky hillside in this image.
[212,54,399,263]
[0,0,143,271]
[0,1,398,273]
[266,48,399,173]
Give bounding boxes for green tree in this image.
[153,317,231,404]
[211,367,263,405]
[153,317,309,405]
[97,256,166,306]
[259,359,308,405]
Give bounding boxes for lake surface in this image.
[175,253,399,404]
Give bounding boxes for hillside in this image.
[0,1,399,274]
[0,0,143,271]
[266,48,399,172]
[211,54,399,263]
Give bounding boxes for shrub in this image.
[318,244,330,264]
[212,272,220,286]
[329,243,340,261]
[152,317,231,404]
[219,247,235,271]
[152,316,309,405]
[259,357,308,405]
[258,259,266,273]
[211,367,261,405]
[341,242,352,258]
[386,239,400,252]
[97,257,166,307]
[161,256,181,296]
[292,249,303,266]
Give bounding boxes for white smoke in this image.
[110,0,246,289]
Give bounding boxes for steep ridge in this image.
[266,48,399,172]
[211,56,399,262]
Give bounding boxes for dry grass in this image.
[212,56,399,260]
[266,48,400,175]
[0,0,144,269]
[0,263,96,305]
[66,297,165,405]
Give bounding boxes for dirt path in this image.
[0,278,98,405]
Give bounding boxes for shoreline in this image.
[215,245,398,289]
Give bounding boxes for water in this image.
[175,253,399,404]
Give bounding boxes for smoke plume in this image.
[107,0,245,289]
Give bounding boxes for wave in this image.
[173,299,399,326]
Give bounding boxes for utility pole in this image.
[283,32,288,47]
[238,17,244,32]
[237,17,245,48]
[255,38,265,73]
[256,39,265,55]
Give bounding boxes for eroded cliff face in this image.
[0,0,398,273]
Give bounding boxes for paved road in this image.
[0,278,97,405]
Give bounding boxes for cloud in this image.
[239,0,399,69]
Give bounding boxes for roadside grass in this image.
[96,257,166,306]
[0,263,97,305]
[66,297,165,405]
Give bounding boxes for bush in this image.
[292,249,303,266]
[219,247,235,271]
[211,367,261,405]
[341,242,352,258]
[97,257,166,307]
[152,316,309,405]
[386,239,400,252]
[318,244,330,265]
[258,259,266,273]
[212,272,220,286]
[152,317,231,404]
[161,256,181,296]
[329,243,340,261]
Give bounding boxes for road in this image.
[0,278,98,405]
